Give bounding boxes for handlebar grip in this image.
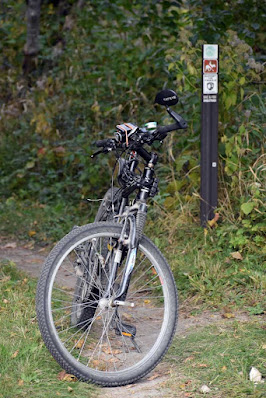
[156,122,181,135]
[94,138,114,147]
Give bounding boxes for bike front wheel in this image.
[36,222,178,386]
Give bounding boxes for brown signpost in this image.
[200,44,219,226]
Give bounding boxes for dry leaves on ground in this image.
[2,242,17,249]
[222,312,235,319]
[57,370,77,382]
[230,251,243,260]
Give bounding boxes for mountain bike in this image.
[36,89,188,387]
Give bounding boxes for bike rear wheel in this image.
[36,222,178,386]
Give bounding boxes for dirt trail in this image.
[0,237,250,398]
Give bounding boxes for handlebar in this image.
[155,122,181,135]
[94,138,116,148]
[92,114,187,158]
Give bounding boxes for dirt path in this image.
[0,237,251,398]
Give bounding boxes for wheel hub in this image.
[98,298,112,309]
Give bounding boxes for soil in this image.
[0,237,251,398]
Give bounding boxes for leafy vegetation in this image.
[0,1,265,284]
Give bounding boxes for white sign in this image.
[203,44,218,59]
[203,74,218,94]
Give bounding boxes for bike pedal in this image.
[115,322,141,353]
[115,322,136,338]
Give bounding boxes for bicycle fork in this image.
[105,202,147,306]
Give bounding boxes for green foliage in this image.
[165,26,265,252]
[0,0,265,255]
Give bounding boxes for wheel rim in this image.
[47,231,170,376]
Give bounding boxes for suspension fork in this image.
[104,212,136,300]
[113,201,148,302]
[114,214,137,302]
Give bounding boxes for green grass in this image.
[167,320,266,397]
[0,255,265,397]
[0,197,265,314]
[146,206,266,312]
[0,261,98,398]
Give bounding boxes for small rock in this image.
[200,385,211,393]
[249,367,264,384]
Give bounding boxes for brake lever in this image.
[91,147,113,158]
[91,149,104,158]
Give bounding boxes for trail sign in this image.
[203,59,218,73]
[203,44,218,59]
[200,44,219,226]
[203,74,218,94]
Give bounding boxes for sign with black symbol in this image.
[203,74,218,94]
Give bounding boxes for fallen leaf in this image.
[147,372,161,381]
[144,299,151,304]
[194,363,208,368]
[102,347,122,355]
[200,385,211,393]
[18,379,24,386]
[0,276,11,283]
[109,357,119,363]
[63,374,77,382]
[23,241,35,249]
[11,350,19,358]
[91,360,106,370]
[221,365,227,372]
[2,242,17,249]
[57,370,77,381]
[184,356,195,362]
[28,230,36,237]
[262,344,266,349]
[67,386,73,392]
[249,367,264,383]
[57,370,67,380]
[222,313,235,319]
[3,299,9,304]
[179,384,186,390]
[208,213,219,227]
[74,339,85,349]
[230,251,243,260]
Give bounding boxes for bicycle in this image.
[36,89,188,386]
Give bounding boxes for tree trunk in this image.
[23,0,41,75]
